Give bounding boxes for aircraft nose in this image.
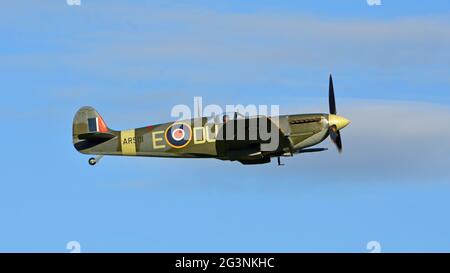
[328,114,350,130]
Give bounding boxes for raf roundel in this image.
[164,123,192,148]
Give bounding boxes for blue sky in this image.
[1,0,450,252]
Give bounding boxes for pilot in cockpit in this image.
[222,114,230,123]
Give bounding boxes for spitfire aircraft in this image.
[73,75,350,165]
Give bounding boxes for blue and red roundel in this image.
[164,123,192,148]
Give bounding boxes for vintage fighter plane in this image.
[73,75,350,165]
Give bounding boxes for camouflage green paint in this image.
[73,108,337,164]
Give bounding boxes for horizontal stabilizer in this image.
[78,132,116,141]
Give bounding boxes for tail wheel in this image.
[88,158,96,166]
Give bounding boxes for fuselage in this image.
[73,111,349,163]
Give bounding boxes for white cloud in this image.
[2,4,450,82]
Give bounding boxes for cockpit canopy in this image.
[207,112,248,124]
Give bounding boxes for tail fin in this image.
[72,106,115,152]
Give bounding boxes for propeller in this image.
[329,75,336,115]
[329,125,342,152]
[327,74,349,153]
